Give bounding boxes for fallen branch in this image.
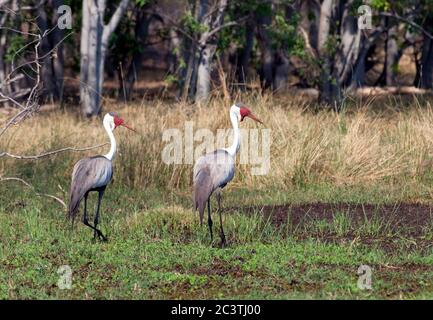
[0,143,109,160]
[0,176,66,209]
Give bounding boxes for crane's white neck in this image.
[223,108,240,157]
[103,120,116,161]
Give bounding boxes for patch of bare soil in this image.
[231,203,433,251]
[193,258,245,277]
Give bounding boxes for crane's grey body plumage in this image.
[68,156,113,240]
[193,149,234,245]
[192,103,262,246]
[66,112,136,241]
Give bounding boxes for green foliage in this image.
[164,74,178,86]
[108,8,148,70]
[270,10,305,61]
[180,11,207,36]
[109,27,141,66]
[178,57,186,69]
[326,21,341,54]
[255,2,272,18]
[134,0,149,7]
[5,35,25,63]
[370,0,390,11]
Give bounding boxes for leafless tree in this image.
[79,0,130,117]
[0,10,109,207]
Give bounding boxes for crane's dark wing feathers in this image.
[68,156,113,221]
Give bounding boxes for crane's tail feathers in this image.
[192,190,205,225]
[67,193,83,222]
[198,200,205,225]
[193,167,213,226]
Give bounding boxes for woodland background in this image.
[1,0,433,115]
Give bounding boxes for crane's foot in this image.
[98,232,108,242]
[208,230,213,246]
[94,229,108,242]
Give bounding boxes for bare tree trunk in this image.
[179,47,194,101]
[36,5,58,101]
[0,31,7,89]
[122,9,152,100]
[177,0,201,100]
[195,0,228,102]
[168,28,181,75]
[348,25,385,89]
[317,0,333,54]
[196,45,215,100]
[32,0,65,104]
[420,33,433,89]
[349,34,369,89]
[273,2,298,92]
[299,0,319,50]
[80,0,129,117]
[188,49,200,100]
[51,0,65,104]
[385,24,399,86]
[237,21,255,90]
[376,17,399,86]
[80,0,91,114]
[88,0,105,115]
[336,0,361,86]
[256,2,274,89]
[317,0,341,106]
[0,9,10,106]
[1,0,24,102]
[273,50,289,92]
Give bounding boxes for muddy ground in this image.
[228,203,433,252]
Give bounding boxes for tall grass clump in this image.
[2,94,433,197]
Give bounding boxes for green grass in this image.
[5,97,433,299]
[1,177,433,299]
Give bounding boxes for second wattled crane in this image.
[193,102,263,246]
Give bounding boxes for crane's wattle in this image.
[240,107,250,121]
[114,117,124,128]
[239,106,263,124]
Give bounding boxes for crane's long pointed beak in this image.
[248,113,264,125]
[121,123,137,132]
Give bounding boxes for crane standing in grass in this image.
[68,112,135,241]
[193,103,263,247]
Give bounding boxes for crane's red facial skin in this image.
[239,106,263,124]
[113,116,124,128]
[114,116,137,132]
[240,107,250,121]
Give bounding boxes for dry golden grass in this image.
[2,94,433,192]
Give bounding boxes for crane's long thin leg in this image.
[82,193,94,231]
[82,192,106,242]
[94,190,107,242]
[216,191,226,247]
[207,199,213,243]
